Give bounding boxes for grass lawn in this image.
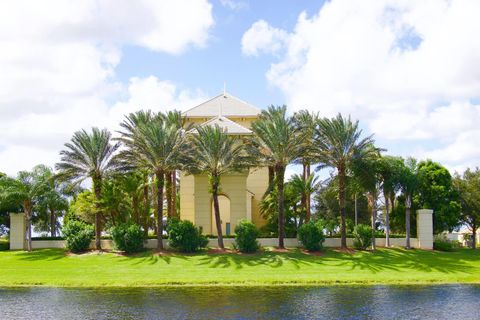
[0,248,479,287]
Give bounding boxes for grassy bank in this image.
[0,248,479,287]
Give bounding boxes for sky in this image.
[1,0,480,177]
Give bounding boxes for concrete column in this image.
[417,209,433,249]
[9,212,26,250]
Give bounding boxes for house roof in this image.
[183,92,261,118]
[191,116,253,135]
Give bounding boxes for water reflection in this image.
[0,285,479,320]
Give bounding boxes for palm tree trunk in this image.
[472,225,476,249]
[166,171,173,217]
[405,194,411,249]
[211,176,224,249]
[143,174,150,237]
[354,193,358,226]
[171,171,177,218]
[276,164,286,249]
[24,201,32,252]
[368,193,376,250]
[50,207,56,237]
[338,165,347,249]
[132,195,139,225]
[155,170,165,250]
[93,178,102,250]
[384,191,390,247]
[303,163,311,222]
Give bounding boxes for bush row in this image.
[59,220,389,253]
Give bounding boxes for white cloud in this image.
[241,20,289,56]
[220,0,248,11]
[243,0,480,171]
[0,0,214,176]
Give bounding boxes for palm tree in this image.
[56,128,120,250]
[250,105,304,249]
[315,114,377,249]
[118,112,185,250]
[33,165,69,237]
[293,110,319,222]
[289,173,320,225]
[399,157,418,249]
[0,166,49,251]
[352,149,382,250]
[377,156,403,247]
[183,125,251,249]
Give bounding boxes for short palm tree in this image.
[289,173,320,224]
[0,165,49,251]
[183,125,251,249]
[315,114,377,249]
[118,113,185,250]
[56,128,120,250]
[250,105,304,249]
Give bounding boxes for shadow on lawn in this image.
[327,248,480,274]
[14,249,65,261]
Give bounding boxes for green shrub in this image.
[234,220,260,253]
[62,220,94,253]
[110,223,145,253]
[353,224,373,250]
[167,219,208,252]
[0,239,9,251]
[433,234,455,251]
[297,221,325,251]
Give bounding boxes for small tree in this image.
[353,224,373,250]
[454,168,480,249]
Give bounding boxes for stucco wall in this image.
[9,213,25,250]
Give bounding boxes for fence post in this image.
[416,209,433,249]
[9,212,26,250]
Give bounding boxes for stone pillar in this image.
[9,212,25,250]
[416,209,433,249]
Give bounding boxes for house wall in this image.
[246,167,269,228]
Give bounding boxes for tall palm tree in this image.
[399,157,418,249]
[250,105,304,249]
[118,112,185,250]
[352,149,382,250]
[56,128,120,250]
[377,155,403,247]
[183,125,251,249]
[0,165,51,251]
[161,111,185,218]
[315,114,377,249]
[293,110,319,222]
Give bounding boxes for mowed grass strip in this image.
[1,248,479,287]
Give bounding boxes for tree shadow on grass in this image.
[15,249,65,261]
[330,248,480,275]
[196,249,317,270]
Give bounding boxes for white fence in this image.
[29,237,421,250]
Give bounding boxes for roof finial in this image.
[223,81,226,97]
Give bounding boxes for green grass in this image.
[0,248,479,287]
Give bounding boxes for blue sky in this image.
[116,0,325,108]
[0,0,479,176]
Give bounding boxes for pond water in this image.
[0,285,479,319]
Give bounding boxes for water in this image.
[0,285,479,319]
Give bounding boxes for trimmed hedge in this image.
[110,223,145,253]
[298,221,325,251]
[167,219,208,252]
[234,220,260,253]
[62,220,94,253]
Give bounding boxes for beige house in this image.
[179,92,268,235]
